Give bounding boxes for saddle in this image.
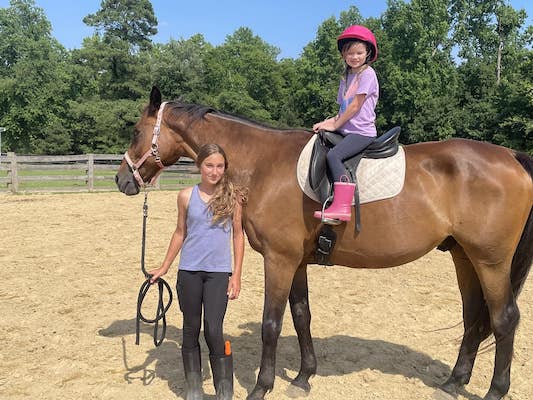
[309,126,401,231]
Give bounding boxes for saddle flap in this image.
[309,135,332,202]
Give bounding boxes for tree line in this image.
[0,0,531,155]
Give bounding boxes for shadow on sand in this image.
[98,319,482,400]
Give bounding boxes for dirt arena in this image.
[1,191,531,400]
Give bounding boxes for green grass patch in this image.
[2,167,199,192]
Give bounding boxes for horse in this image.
[115,87,533,400]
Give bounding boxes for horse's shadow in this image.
[98,320,482,400]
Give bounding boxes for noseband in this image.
[124,102,168,187]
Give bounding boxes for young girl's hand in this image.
[227,275,241,300]
[148,267,167,284]
[313,117,336,133]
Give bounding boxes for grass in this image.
[0,167,199,192]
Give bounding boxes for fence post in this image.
[7,152,18,193]
[87,153,94,191]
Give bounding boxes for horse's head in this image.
[115,87,196,195]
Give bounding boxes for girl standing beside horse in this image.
[148,143,244,400]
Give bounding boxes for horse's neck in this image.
[196,114,291,155]
[190,114,309,184]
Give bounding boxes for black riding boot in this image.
[182,347,204,400]
[209,354,233,400]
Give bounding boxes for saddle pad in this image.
[297,135,406,204]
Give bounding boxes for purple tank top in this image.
[178,185,232,272]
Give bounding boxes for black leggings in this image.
[177,270,229,356]
[326,133,375,181]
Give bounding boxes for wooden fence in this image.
[0,152,198,194]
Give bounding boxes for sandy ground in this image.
[1,191,532,400]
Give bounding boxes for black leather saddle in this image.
[308,126,401,231]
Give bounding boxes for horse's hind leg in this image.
[441,245,492,395]
[450,245,520,400]
[474,260,520,400]
[287,264,316,394]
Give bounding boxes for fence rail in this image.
[0,152,198,194]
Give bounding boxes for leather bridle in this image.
[123,102,168,187]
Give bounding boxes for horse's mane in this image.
[166,101,303,133]
[167,101,215,121]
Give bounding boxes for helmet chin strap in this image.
[124,102,168,187]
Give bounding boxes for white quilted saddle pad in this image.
[297,135,406,204]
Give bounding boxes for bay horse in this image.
[116,87,533,400]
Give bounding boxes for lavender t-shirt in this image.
[337,66,379,136]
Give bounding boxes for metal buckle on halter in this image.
[152,144,163,165]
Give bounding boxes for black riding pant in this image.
[326,133,375,181]
[177,270,229,356]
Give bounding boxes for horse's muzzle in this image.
[115,170,140,195]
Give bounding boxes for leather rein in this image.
[135,192,173,347]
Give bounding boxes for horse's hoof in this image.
[438,379,461,397]
[483,390,506,400]
[285,383,310,398]
[246,386,268,400]
[432,388,457,400]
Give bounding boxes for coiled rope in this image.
[135,192,173,347]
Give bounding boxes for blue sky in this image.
[1,0,531,59]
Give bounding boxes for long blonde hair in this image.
[196,143,238,225]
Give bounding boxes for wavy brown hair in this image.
[196,143,242,225]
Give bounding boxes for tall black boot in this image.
[209,354,233,400]
[182,347,204,400]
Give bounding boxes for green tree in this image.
[203,27,285,124]
[71,34,149,100]
[67,34,150,152]
[491,19,533,151]
[380,0,457,143]
[293,17,345,128]
[83,0,157,52]
[149,34,210,104]
[78,0,156,101]
[0,0,72,154]
[67,98,142,154]
[450,0,531,150]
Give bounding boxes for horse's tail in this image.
[510,151,533,298]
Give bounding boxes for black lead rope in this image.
[135,192,173,347]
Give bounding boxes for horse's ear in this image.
[149,86,162,114]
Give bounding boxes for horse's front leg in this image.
[287,263,316,395]
[247,255,298,400]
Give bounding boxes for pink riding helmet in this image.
[337,25,378,63]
